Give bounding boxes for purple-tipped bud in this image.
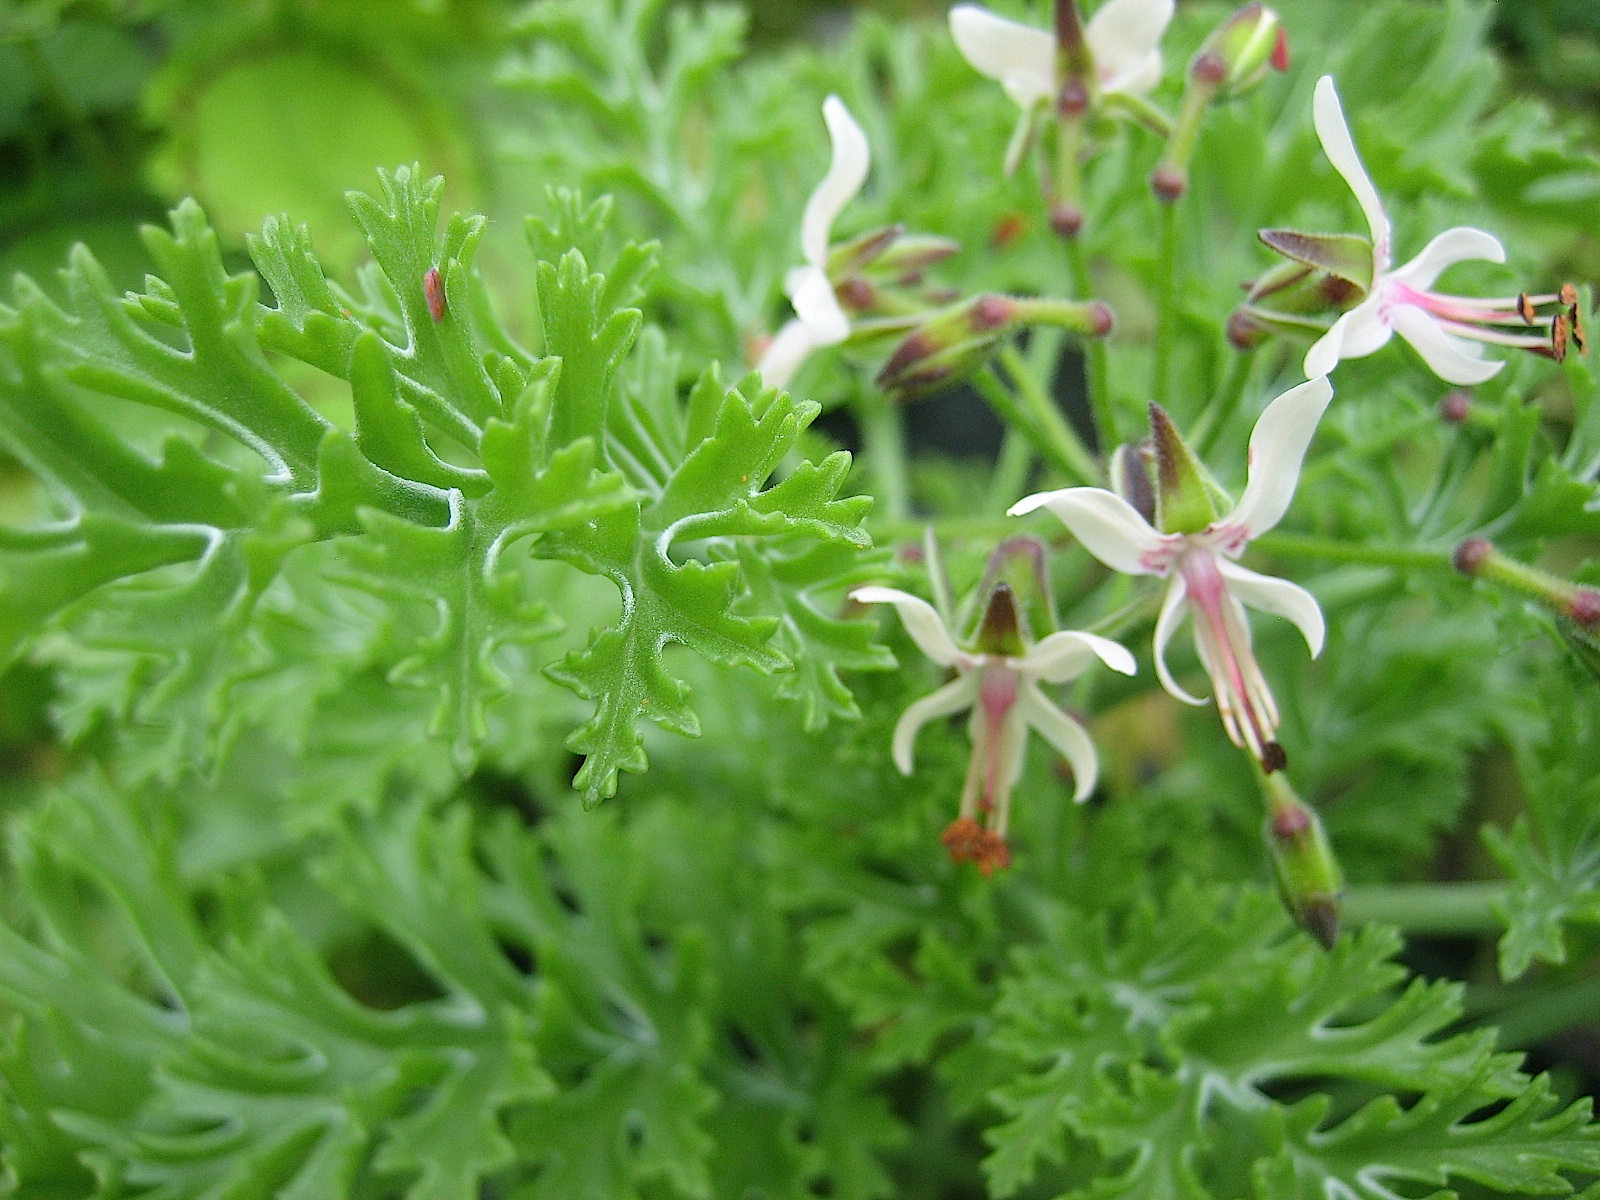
[1227,308,1269,350]
[1195,3,1286,98]
[1453,536,1492,576]
[1050,203,1084,239]
[837,278,877,312]
[1192,52,1228,85]
[1087,301,1114,338]
[1569,588,1600,628]
[973,295,1018,331]
[1263,773,1343,950]
[1151,166,1187,202]
[1439,391,1473,425]
[424,267,446,322]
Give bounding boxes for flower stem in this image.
[860,390,911,523]
[1253,532,1455,572]
[1341,882,1508,935]
[998,345,1101,484]
[1153,201,1181,406]
[1192,350,1253,456]
[1064,238,1114,450]
[986,427,1035,516]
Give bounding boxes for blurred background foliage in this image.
[1,0,1596,297]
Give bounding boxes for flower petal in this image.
[1022,629,1138,683]
[786,265,850,344]
[1216,560,1325,658]
[1386,225,1506,292]
[851,586,966,666]
[1226,375,1333,539]
[1086,0,1173,94]
[756,318,824,390]
[1018,682,1100,802]
[1153,574,1206,706]
[1009,487,1168,576]
[1312,76,1390,263]
[949,5,1056,109]
[1304,296,1395,378]
[891,675,978,775]
[1389,304,1504,385]
[801,96,871,268]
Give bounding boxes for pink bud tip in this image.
[1271,27,1290,72]
[1226,310,1264,350]
[837,278,875,311]
[1151,166,1187,202]
[973,295,1018,331]
[1271,802,1310,839]
[1192,51,1227,85]
[1570,588,1600,628]
[1049,204,1084,239]
[1088,302,1114,338]
[1453,537,1492,576]
[424,266,446,322]
[1439,391,1472,425]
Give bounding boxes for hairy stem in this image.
[1193,351,1254,456]
[1253,532,1455,572]
[986,427,1036,516]
[1065,238,1114,451]
[998,345,1101,484]
[1153,202,1180,406]
[860,390,911,523]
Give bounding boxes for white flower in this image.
[1010,376,1333,766]
[852,582,1135,872]
[948,0,1174,109]
[1304,75,1564,386]
[756,95,870,390]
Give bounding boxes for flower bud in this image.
[1455,537,1600,628]
[1194,4,1287,98]
[867,234,962,285]
[1109,441,1157,525]
[969,537,1057,646]
[1263,773,1342,949]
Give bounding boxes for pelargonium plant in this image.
[0,0,1597,1198]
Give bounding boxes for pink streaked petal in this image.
[851,586,966,666]
[1086,0,1173,83]
[1227,375,1333,540]
[890,675,978,775]
[1387,226,1506,292]
[1009,487,1168,576]
[1389,304,1505,385]
[1021,630,1139,684]
[1312,76,1391,265]
[949,5,1055,110]
[756,318,824,390]
[1153,574,1206,706]
[801,96,871,268]
[1017,682,1100,802]
[1215,560,1326,658]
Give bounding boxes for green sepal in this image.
[1259,229,1375,292]
[1149,404,1217,535]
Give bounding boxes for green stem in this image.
[1100,90,1175,137]
[1065,238,1114,451]
[1084,588,1161,639]
[1152,202,1180,406]
[1341,882,1508,935]
[1253,532,1455,573]
[1472,971,1600,1049]
[986,427,1035,517]
[1192,351,1253,456]
[998,345,1100,484]
[869,515,1015,543]
[860,391,911,524]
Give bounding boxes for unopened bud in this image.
[1110,441,1157,524]
[1050,203,1084,239]
[1151,165,1187,202]
[827,224,904,278]
[1572,588,1600,629]
[1455,537,1600,628]
[869,233,962,284]
[1453,536,1492,576]
[1263,773,1343,949]
[837,278,876,312]
[1227,307,1270,350]
[1195,4,1286,98]
[877,294,1108,396]
[1439,391,1472,425]
[424,266,446,322]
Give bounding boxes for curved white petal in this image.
[890,675,978,775]
[949,5,1056,109]
[786,265,850,344]
[1312,76,1390,265]
[1226,375,1333,539]
[1152,569,1203,704]
[756,319,824,390]
[1216,560,1325,658]
[851,587,966,666]
[1153,574,1206,706]
[800,96,870,268]
[1303,296,1389,378]
[1018,682,1100,802]
[1086,0,1173,94]
[1388,304,1504,385]
[1101,50,1163,97]
[1386,225,1506,292]
[1021,629,1139,684]
[1009,487,1167,576]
